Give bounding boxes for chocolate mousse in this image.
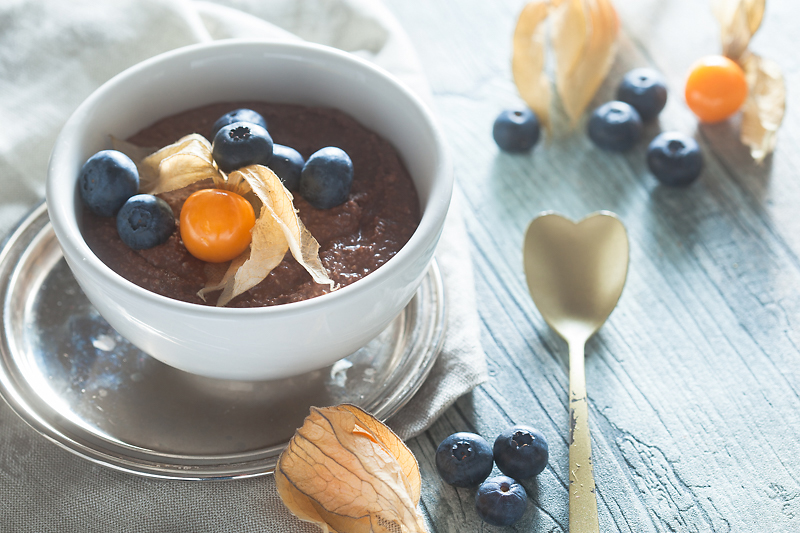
[81,102,420,307]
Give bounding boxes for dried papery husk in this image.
[739,51,785,164]
[201,165,335,306]
[275,404,428,533]
[138,134,225,194]
[712,0,765,61]
[511,0,618,132]
[551,0,619,124]
[512,1,552,130]
[713,0,784,162]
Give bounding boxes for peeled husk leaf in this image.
[201,165,335,306]
[551,0,619,124]
[739,51,786,163]
[130,134,334,306]
[275,404,428,533]
[512,0,619,130]
[712,0,765,60]
[140,134,225,194]
[512,1,552,129]
[714,0,784,163]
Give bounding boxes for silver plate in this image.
[0,203,445,480]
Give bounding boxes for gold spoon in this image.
[522,211,629,533]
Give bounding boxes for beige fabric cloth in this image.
[0,1,487,530]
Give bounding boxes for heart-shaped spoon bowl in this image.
[523,211,629,342]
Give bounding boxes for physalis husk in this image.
[275,404,428,533]
[512,0,619,131]
[120,134,335,307]
[713,0,785,163]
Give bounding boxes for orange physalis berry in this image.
[684,55,748,123]
[180,188,255,263]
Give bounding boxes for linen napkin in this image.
[0,1,486,530]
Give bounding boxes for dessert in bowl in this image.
[46,40,452,381]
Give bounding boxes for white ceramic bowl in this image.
[46,40,451,381]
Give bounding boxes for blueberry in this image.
[212,121,274,173]
[269,144,305,191]
[616,68,668,121]
[475,475,528,527]
[211,108,268,140]
[492,108,541,152]
[79,150,139,217]
[493,425,548,480]
[300,147,354,209]
[646,132,703,186]
[435,432,494,488]
[116,194,175,250]
[587,101,643,152]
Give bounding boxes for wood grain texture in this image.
[383,0,800,531]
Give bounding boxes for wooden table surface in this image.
[383,0,800,531]
[0,1,796,531]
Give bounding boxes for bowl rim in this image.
[47,39,452,318]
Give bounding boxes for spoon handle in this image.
[569,341,600,532]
